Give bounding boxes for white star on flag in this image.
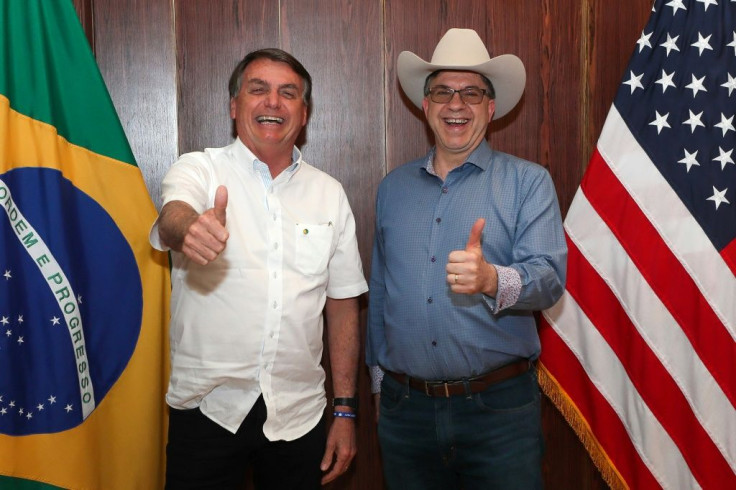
[728,31,736,54]
[656,69,677,92]
[715,113,735,136]
[637,31,653,52]
[685,74,708,97]
[696,0,719,11]
[683,110,705,132]
[678,149,701,172]
[707,186,730,209]
[713,147,734,170]
[666,0,688,15]
[660,33,681,56]
[650,111,671,133]
[624,71,645,93]
[722,73,736,96]
[691,32,713,55]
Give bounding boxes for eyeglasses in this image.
[427,86,489,105]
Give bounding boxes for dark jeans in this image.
[378,367,544,490]
[165,396,325,490]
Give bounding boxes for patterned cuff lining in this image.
[369,365,384,394]
[494,264,521,312]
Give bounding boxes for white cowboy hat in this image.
[397,28,526,119]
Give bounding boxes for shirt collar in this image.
[231,138,303,175]
[424,140,493,176]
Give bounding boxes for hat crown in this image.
[430,28,491,67]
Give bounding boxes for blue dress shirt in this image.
[366,141,567,381]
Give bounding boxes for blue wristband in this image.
[333,410,356,419]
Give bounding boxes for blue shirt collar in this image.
[425,140,493,176]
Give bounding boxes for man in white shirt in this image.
[150,48,368,489]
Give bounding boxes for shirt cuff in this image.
[369,365,384,394]
[488,264,521,313]
[148,219,170,252]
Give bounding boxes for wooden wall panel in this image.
[90,0,177,210]
[583,2,653,176]
[279,1,385,488]
[72,0,94,51]
[482,0,545,164]
[175,1,280,156]
[529,0,584,219]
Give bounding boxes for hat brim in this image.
[397,51,526,120]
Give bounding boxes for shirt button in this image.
[427,297,433,304]
[442,187,448,194]
[432,341,437,347]
[435,217,441,224]
[272,301,278,309]
[273,271,278,278]
[272,214,277,221]
[273,242,279,250]
[431,256,436,263]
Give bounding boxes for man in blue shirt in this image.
[366,28,567,489]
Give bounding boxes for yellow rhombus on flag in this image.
[0,1,171,489]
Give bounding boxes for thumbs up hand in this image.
[213,184,228,226]
[446,218,498,296]
[180,185,230,265]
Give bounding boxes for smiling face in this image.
[422,71,495,165]
[230,58,308,165]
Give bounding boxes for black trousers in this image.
[165,396,326,490]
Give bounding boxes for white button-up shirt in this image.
[150,139,368,440]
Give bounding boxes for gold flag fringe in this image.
[538,362,629,490]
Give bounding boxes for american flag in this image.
[539,0,736,488]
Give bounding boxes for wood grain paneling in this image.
[280,1,384,488]
[482,0,546,164]
[582,1,653,178]
[91,0,177,210]
[71,0,95,51]
[529,0,583,219]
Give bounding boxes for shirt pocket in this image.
[294,222,334,275]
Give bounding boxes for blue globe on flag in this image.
[0,167,143,435]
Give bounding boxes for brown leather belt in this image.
[385,359,532,397]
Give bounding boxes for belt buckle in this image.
[425,381,451,397]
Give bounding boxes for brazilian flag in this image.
[0,1,171,488]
